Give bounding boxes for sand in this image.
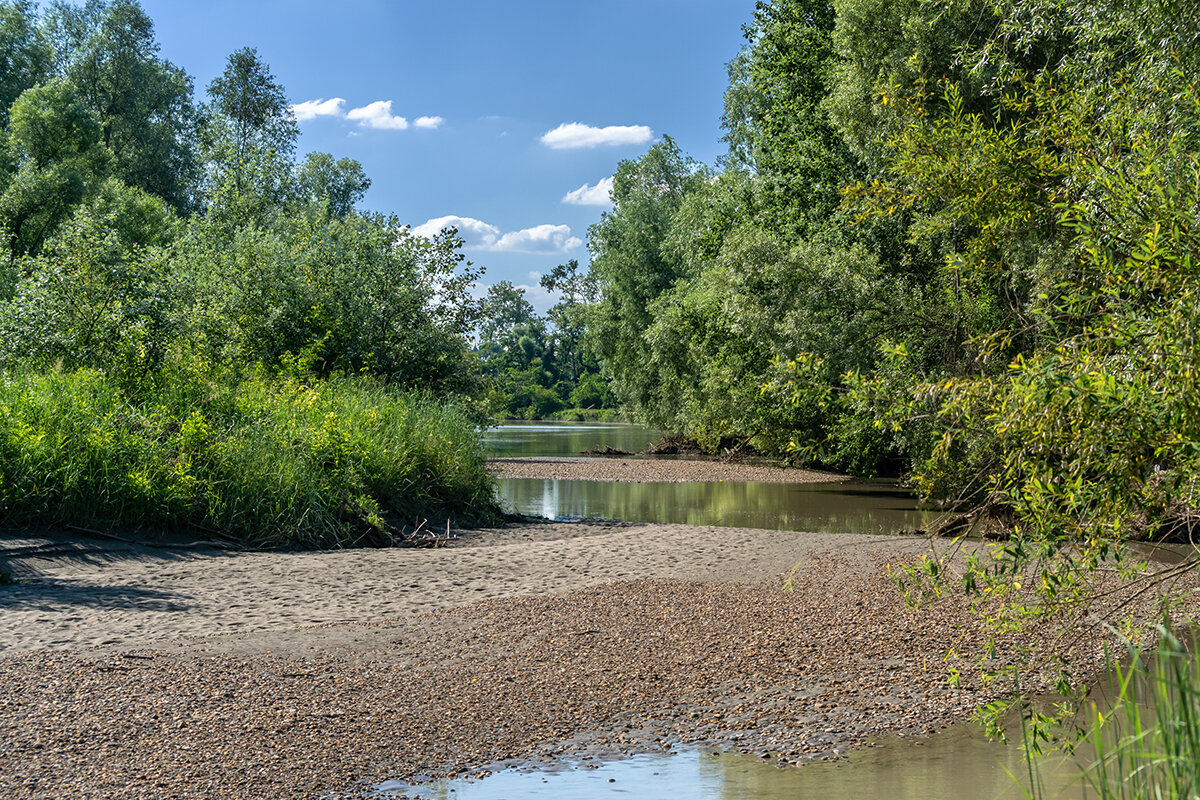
[488,456,846,483]
[0,521,927,655]
[1,461,1194,799]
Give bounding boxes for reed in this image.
[1082,624,1200,800]
[0,367,500,548]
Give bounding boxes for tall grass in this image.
[0,367,500,548]
[1081,625,1200,800]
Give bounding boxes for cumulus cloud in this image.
[411,216,501,248]
[562,176,614,206]
[413,217,582,255]
[540,122,653,149]
[291,97,346,121]
[492,224,583,254]
[347,100,409,130]
[291,98,443,132]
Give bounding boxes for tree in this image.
[206,46,296,162]
[44,0,200,211]
[539,259,598,383]
[295,152,370,218]
[721,0,860,238]
[0,79,109,259]
[204,47,297,205]
[477,280,535,350]
[588,137,709,415]
[0,0,49,129]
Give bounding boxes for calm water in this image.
[495,478,939,534]
[379,723,1087,800]
[482,421,664,457]
[484,422,938,534]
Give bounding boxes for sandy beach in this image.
[1,461,1192,799]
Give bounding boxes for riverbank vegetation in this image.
[575,0,1200,750]
[0,0,499,546]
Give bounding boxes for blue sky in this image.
[138,0,756,309]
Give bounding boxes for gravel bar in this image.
[1,522,1194,798]
[488,456,846,483]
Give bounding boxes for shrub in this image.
[0,367,500,548]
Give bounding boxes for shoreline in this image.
[2,514,1192,797]
[487,455,847,484]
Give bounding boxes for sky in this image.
[137,0,757,310]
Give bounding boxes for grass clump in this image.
[0,367,500,548]
[1080,626,1200,800]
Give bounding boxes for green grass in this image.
[1080,624,1200,800]
[0,367,500,548]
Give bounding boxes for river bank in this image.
[1,457,1193,798]
[0,520,1182,799]
[488,456,845,483]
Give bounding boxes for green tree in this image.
[0,0,49,129]
[0,78,109,260]
[589,137,709,415]
[721,0,860,238]
[204,47,297,206]
[539,258,598,383]
[295,152,370,218]
[45,0,200,211]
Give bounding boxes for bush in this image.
[0,367,500,548]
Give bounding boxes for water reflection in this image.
[482,421,663,458]
[380,726,1085,800]
[495,478,939,535]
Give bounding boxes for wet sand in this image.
[1,468,1193,798]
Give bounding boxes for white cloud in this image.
[563,176,614,206]
[291,97,345,121]
[347,100,409,130]
[413,217,582,255]
[492,224,583,254]
[414,116,444,129]
[411,215,501,248]
[540,122,653,149]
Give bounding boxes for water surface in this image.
[495,477,939,534]
[485,422,937,533]
[483,421,663,458]
[379,723,1086,800]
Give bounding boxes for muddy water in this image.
[379,723,1086,799]
[483,422,937,534]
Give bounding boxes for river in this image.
[384,422,1091,800]
[484,421,939,534]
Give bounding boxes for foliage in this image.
[475,272,615,419]
[202,46,297,211]
[0,1,48,129]
[0,367,500,548]
[589,137,711,414]
[0,3,495,546]
[46,0,200,210]
[722,0,860,238]
[295,152,371,219]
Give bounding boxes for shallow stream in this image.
[379,724,1087,800]
[484,421,938,533]
[465,422,1089,800]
